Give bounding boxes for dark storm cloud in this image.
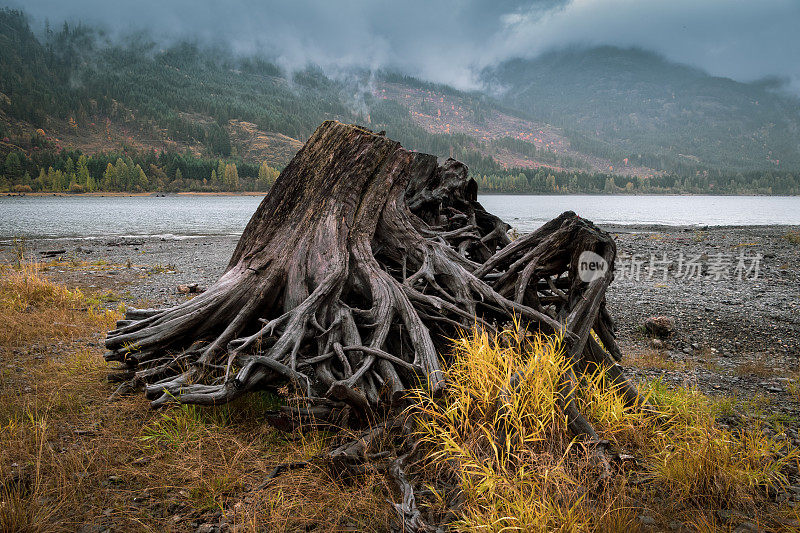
[9,0,800,90]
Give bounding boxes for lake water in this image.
[0,194,798,240]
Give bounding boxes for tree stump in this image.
[105,120,643,439]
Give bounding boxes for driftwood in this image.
[105,121,645,529]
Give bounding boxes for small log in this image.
[40,249,66,257]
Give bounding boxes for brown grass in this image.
[625,349,692,371]
[2,265,798,532]
[736,355,777,378]
[0,263,392,532]
[0,262,119,346]
[783,230,800,245]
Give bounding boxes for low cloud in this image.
[8,0,800,90]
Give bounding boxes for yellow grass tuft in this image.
[410,327,636,532]
[410,326,799,531]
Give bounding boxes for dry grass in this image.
[410,328,638,531]
[2,265,798,531]
[625,349,693,371]
[0,264,393,532]
[783,230,800,245]
[410,327,799,532]
[735,355,778,378]
[0,262,120,346]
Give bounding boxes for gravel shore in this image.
[604,225,800,422]
[5,223,800,417]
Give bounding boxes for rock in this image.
[651,338,665,349]
[77,525,108,533]
[196,524,217,533]
[105,237,145,247]
[178,283,205,294]
[638,515,656,525]
[643,316,675,338]
[716,509,732,521]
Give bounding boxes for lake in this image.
[1,194,799,240]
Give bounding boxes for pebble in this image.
[638,515,656,525]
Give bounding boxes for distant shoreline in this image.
[4,191,268,198]
[4,191,799,198]
[3,223,798,244]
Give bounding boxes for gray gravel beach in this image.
[5,223,800,418]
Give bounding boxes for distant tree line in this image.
[0,144,280,193]
[4,141,798,195]
[475,168,800,195]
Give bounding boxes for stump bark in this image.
[105,120,643,439]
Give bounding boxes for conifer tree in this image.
[216,160,225,185]
[77,154,90,188]
[224,163,239,191]
[134,164,148,191]
[257,161,279,190]
[103,163,115,190]
[4,152,21,178]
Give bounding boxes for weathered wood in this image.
[105,119,639,420]
[104,121,646,531]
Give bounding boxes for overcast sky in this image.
[9,0,800,91]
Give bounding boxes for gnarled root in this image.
[105,122,648,530]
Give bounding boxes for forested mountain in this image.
[1,8,799,195]
[486,47,800,174]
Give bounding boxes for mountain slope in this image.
[485,46,800,173]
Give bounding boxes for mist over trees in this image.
[1,8,799,195]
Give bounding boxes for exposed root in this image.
[104,121,649,530]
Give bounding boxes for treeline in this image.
[476,168,800,195]
[0,144,280,193]
[4,142,799,195]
